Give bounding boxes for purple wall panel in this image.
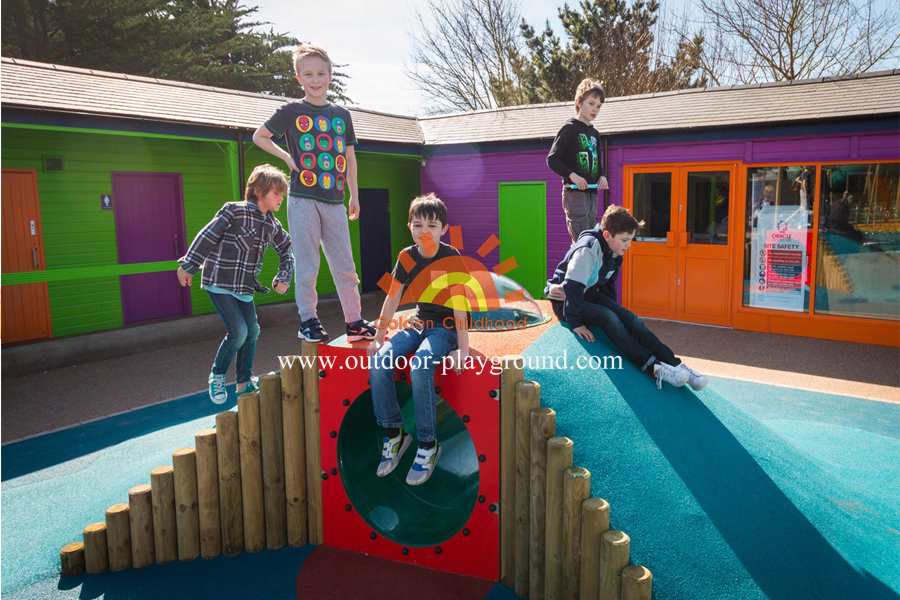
[422,150,571,279]
[421,129,899,283]
[622,141,747,164]
[858,133,900,158]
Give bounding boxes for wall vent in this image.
[42,156,64,172]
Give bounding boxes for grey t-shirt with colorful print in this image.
[264,99,358,203]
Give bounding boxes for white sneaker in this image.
[653,362,689,390]
[406,442,442,486]
[376,432,412,477]
[679,364,708,391]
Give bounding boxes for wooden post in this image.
[151,465,177,564]
[82,523,108,574]
[173,447,200,561]
[599,530,630,600]
[515,380,540,598]
[128,484,155,568]
[579,498,610,600]
[544,436,573,600]
[500,355,524,586]
[302,341,323,545]
[195,429,221,559]
[622,566,652,600]
[60,542,85,577]
[259,373,287,550]
[562,468,591,600]
[238,391,265,552]
[281,355,308,546]
[529,408,556,600]
[105,503,132,571]
[216,410,243,556]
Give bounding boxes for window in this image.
[743,166,814,312]
[815,163,899,321]
[633,172,671,242]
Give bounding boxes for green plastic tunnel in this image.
[337,382,480,547]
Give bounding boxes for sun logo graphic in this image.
[376,227,525,314]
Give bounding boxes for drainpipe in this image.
[603,136,610,211]
[236,131,247,201]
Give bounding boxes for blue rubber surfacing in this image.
[2,327,899,599]
[521,324,900,600]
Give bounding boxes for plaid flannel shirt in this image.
[177,201,293,296]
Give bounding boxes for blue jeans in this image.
[208,291,260,384]
[369,324,458,443]
[552,297,679,370]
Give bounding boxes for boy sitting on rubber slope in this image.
[545,205,708,391]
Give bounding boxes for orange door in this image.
[625,164,736,326]
[675,166,735,326]
[1,169,52,343]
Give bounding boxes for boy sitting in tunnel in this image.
[366,193,470,485]
[546,205,708,391]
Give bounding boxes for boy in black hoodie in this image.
[545,205,708,391]
[547,78,609,242]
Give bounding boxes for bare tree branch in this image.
[696,0,900,84]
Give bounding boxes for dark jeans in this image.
[208,291,260,384]
[552,297,679,370]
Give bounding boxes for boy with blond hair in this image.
[547,78,610,243]
[253,43,375,343]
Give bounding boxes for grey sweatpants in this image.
[562,189,599,243]
[287,196,362,323]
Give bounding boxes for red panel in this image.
[318,344,501,581]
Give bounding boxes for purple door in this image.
[112,172,189,324]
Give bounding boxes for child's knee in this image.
[246,322,260,342]
[410,351,440,375]
[227,324,249,346]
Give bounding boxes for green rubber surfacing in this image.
[522,323,900,600]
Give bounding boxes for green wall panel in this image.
[2,126,233,337]
[1,126,420,337]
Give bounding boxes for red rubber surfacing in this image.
[296,546,495,599]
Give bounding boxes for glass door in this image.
[626,168,679,321]
[676,167,734,326]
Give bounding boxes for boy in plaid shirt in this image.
[177,164,294,403]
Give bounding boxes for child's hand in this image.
[274,281,289,294]
[446,348,469,375]
[598,176,609,190]
[569,173,588,190]
[367,338,384,358]
[348,197,360,221]
[572,325,595,342]
[177,267,192,287]
[285,156,300,173]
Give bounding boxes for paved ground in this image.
[2,291,898,443]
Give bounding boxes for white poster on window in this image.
[749,206,810,312]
